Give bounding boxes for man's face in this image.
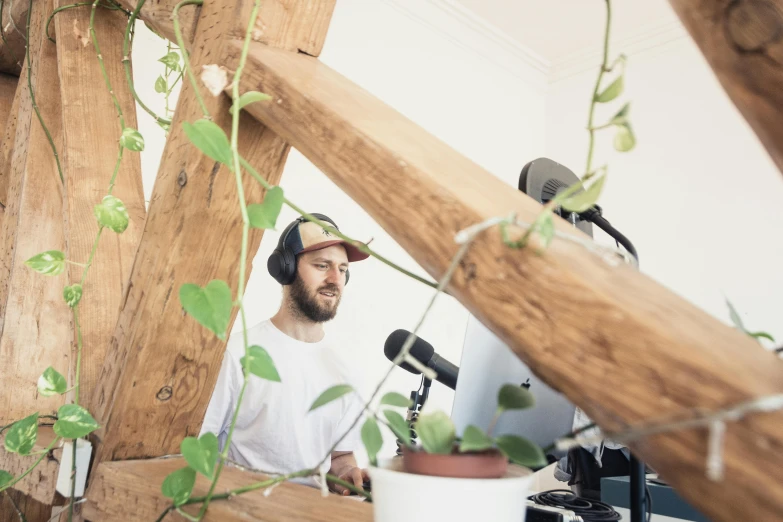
[288,245,349,323]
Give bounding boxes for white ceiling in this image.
[453,0,681,63]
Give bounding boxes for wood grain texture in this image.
[0,0,70,425]
[87,1,341,465]
[115,0,199,50]
[0,427,63,505]
[84,457,373,522]
[0,71,19,207]
[54,1,146,416]
[0,73,17,132]
[668,0,783,177]
[0,489,56,522]
[223,42,783,522]
[246,0,336,56]
[0,0,27,75]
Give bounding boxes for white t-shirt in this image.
[199,319,364,488]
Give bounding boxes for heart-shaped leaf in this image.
[240,345,281,382]
[614,124,636,152]
[383,410,412,447]
[361,417,383,466]
[54,404,100,439]
[230,91,272,115]
[159,51,181,71]
[181,432,219,479]
[559,175,607,214]
[415,411,455,455]
[380,392,412,408]
[459,425,494,453]
[63,284,83,308]
[182,119,233,167]
[38,367,67,397]
[496,434,547,469]
[94,195,130,233]
[610,102,631,125]
[25,250,66,276]
[309,384,354,412]
[4,413,38,455]
[595,75,624,103]
[247,187,284,230]
[179,280,232,340]
[120,128,145,152]
[0,470,13,488]
[155,75,167,94]
[162,466,196,506]
[497,384,536,412]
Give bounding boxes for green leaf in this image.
[415,411,456,455]
[750,331,776,342]
[182,119,233,167]
[536,214,555,249]
[161,466,196,507]
[230,91,273,115]
[383,410,412,447]
[496,435,547,469]
[120,127,145,152]
[240,345,281,382]
[559,175,607,213]
[459,425,494,453]
[595,75,624,103]
[63,284,83,308]
[380,392,412,409]
[38,367,67,397]
[609,102,631,125]
[247,187,284,230]
[159,51,181,71]
[25,250,66,276]
[726,299,746,331]
[4,413,38,455]
[93,195,130,233]
[179,280,232,340]
[308,384,354,412]
[497,384,536,412]
[54,404,100,439]
[614,124,636,152]
[361,417,383,466]
[181,432,219,479]
[155,75,167,94]
[0,470,13,488]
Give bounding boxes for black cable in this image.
[578,205,638,262]
[528,490,622,521]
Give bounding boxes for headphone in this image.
[266,213,350,286]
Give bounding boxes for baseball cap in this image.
[285,217,370,262]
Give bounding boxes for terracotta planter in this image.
[401,445,508,479]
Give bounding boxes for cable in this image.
[578,205,638,262]
[529,490,622,522]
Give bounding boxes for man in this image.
[200,213,370,495]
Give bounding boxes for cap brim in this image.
[299,240,371,262]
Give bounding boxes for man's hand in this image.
[329,451,370,496]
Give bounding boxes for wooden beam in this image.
[0,427,63,505]
[0,0,70,424]
[115,0,199,50]
[0,0,27,75]
[223,41,783,522]
[1,489,57,522]
[54,0,146,416]
[89,0,335,464]
[84,457,372,521]
[0,72,19,207]
[0,73,17,130]
[667,0,783,177]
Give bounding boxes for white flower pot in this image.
[369,457,534,522]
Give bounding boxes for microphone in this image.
[383,329,459,390]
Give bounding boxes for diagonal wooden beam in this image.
[85,457,372,521]
[89,0,335,466]
[0,73,17,130]
[222,41,783,522]
[115,0,199,51]
[0,71,19,207]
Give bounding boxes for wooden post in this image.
[53,0,146,415]
[0,73,17,130]
[88,0,335,466]
[0,72,19,207]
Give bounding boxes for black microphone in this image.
[383,329,459,390]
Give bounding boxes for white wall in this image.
[545,34,783,346]
[132,0,549,464]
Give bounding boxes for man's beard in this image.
[289,274,341,323]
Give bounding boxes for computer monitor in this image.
[451,314,577,458]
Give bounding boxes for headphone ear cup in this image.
[267,249,287,285]
[345,269,350,286]
[280,248,297,285]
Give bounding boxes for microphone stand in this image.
[397,376,432,456]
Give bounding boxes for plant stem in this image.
[585,0,612,177]
[46,2,125,43]
[486,409,501,438]
[72,306,84,403]
[2,490,29,522]
[122,0,171,126]
[0,437,62,493]
[68,439,76,522]
[26,0,65,185]
[90,0,125,129]
[325,473,372,499]
[238,157,438,290]
[173,0,208,119]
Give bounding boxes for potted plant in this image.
[363,384,547,522]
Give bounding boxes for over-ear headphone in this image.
[266,213,350,286]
